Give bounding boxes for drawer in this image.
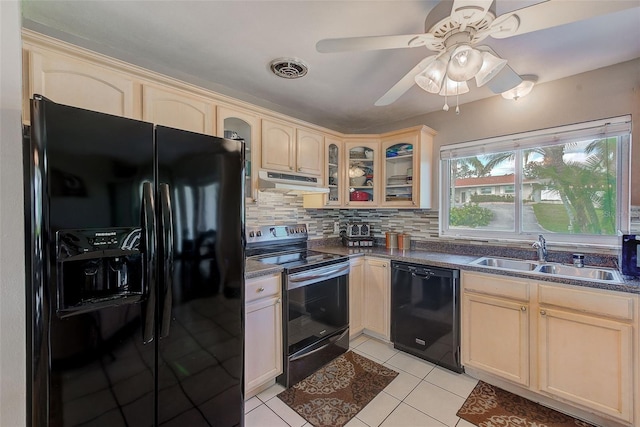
[462,271,530,301]
[538,284,634,321]
[246,273,281,304]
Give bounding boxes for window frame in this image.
[439,116,631,247]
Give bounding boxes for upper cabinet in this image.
[380,126,435,209]
[25,48,136,120]
[261,119,296,173]
[262,119,323,177]
[325,137,344,206]
[142,84,215,135]
[344,138,379,206]
[23,33,437,210]
[217,105,260,201]
[296,128,324,176]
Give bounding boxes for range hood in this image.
[257,170,329,194]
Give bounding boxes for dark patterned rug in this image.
[457,381,597,427]
[277,351,398,427]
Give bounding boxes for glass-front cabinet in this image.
[326,137,343,206]
[217,106,260,201]
[344,139,379,206]
[381,126,434,208]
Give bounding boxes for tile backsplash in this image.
[247,193,640,255]
[245,192,438,240]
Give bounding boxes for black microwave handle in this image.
[140,181,156,344]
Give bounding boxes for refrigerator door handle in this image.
[141,181,157,344]
[159,183,174,338]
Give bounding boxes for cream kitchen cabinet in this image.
[537,284,635,424]
[25,47,137,121]
[380,126,434,209]
[142,84,215,135]
[462,270,639,426]
[363,257,390,340]
[217,105,260,201]
[344,139,380,207]
[244,273,283,398]
[461,271,531,387]
[261,119,324,177]
[303,136,345,209]
[296,128,325,176]
[349,257,365,338]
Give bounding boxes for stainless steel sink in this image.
[470,257,539,271]
[536,264,623,282]
[469,256,624,283]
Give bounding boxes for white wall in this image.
[0,1,26,425]
[373,59,640,208]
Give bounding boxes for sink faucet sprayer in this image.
[532,234,547,262]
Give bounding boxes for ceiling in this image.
[22,1,640,134]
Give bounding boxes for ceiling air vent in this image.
[269,58,309,79]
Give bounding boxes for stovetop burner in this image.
[252,249,346,273]
[245,224,348,273]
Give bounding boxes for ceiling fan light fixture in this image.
[501,76,537,100]
[439,77,469,97]
[474,51,507,87]
[447,45,483,82]
[415,58,447,93]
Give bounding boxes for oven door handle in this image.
[287,262,350,290]
[289,328,350,362]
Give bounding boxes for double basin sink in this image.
[469,256,624,283]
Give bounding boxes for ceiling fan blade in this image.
[451,0,493,30]
[485,64,523,94]
[316,33,436,53]
[375,55,437,106]
[491,0,639,39]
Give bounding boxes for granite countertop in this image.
[246,245,640,295]
[245,258,283,279]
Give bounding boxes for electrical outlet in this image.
[333,221,340,234]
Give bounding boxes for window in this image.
[440,117,631,246]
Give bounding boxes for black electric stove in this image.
[246,224,350,387]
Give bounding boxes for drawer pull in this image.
[521,306,527,312]
[257,287,265,293]
[540,309,546,315]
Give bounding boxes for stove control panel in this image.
[246,224,308,244]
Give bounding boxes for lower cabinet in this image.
[362,257,390,340]
[461,271,638,426]
[462,272,530,387]
[349,257,365,338]
[244,273,282,398]
[537,284,635,423]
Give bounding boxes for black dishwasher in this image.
[391,261,463,373]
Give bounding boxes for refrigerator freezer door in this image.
[155,126,245,425]
[27,96,156,426]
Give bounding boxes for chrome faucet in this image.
[532,234,547,262]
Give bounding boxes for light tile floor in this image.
[245,335,479,427]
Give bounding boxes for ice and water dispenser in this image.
[56,227,144,316]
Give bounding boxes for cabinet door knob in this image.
[540,309,546,315]
[276,298,281,304]
[257,287,265,292]
[289,166,293,170]
[521,306,527,312]
[298,167,302,172]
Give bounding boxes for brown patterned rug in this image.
[277,351,398,427]
[457,381,596,427]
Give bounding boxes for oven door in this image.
[286,262,349,355]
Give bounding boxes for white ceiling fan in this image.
[317,0,635,107]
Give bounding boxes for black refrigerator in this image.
[24,95,245,426]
